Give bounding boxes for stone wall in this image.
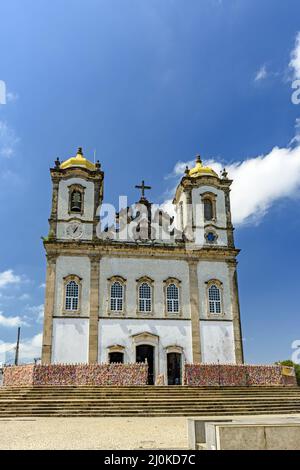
[3,363,148,387]
[184,364,297,386]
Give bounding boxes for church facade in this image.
[41,148,243,385]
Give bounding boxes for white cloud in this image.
[165,135,300,226]
[0,270,21,288]
[19,293,30,300]
[0,312,28,327]
[6,91,19,103]
[39,283,46,289]
[0,333,42,363]
[289,118,300,146]
[220,146,300,225]
[27,304,44,323]
[255,65,268,81]
[0,121,19,158]
[290,32,300,80]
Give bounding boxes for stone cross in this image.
[135,180,151,199]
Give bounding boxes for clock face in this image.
[66,222,84,239]
[206,231,216,243]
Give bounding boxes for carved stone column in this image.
[89,255,100,363]
[228,260,244,363]
[93,180,102,240]
[185,188,195,242]
[188,259,202,363]
[49,178,59,239]
[41,255,57,364]
[224,187,235,248]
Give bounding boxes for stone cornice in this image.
[43,239,240,261]
[173,175,232,204]
[50,166,104,182]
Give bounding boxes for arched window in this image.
[110,281,124,311]
[70,190,82,213]
[166,283,179,313]
[139,282,152,312]
[65,280,79,311]
[208,284,222,314]
[204,198,213,221]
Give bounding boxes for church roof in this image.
[187,155,217,178]
[60,147,96,171]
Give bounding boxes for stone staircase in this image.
[0,386,300,417]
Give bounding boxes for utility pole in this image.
[14,327,21,366]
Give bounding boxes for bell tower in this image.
[48,147,104,242]
[173,155,234,248]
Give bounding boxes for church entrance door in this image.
[136,345,154,385]
[167,352,182,385]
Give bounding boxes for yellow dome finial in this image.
[187,153,217,178]
[60,147,96,171]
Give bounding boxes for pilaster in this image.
[88,255,100,363]
[227,260,244,363]
[188,259,202,363]
[49,178,59,239]
[224,187,235,248]
[41,254,57,364]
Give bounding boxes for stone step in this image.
[0,385,299,417]
[1,390,299,395]
[1,397,300,404]
[1,402,300,410]
[1,387,298,392]
[1,409,300,418]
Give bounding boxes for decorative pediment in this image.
[163,277,181,285]
[63,274,82,283]
[107,275,127,283]
[165,345,184,354]
[205,278,223,286]
[107,344,125,353]
[136,276,154,284]
[131,332,159,345]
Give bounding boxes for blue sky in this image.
[0,0,300,364]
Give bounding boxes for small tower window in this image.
[110,281,124,311]
[166,283,179,313]
[204,198,213,221]
[65,280,79,311]
[208,284,222,314]
[139,282,152,312]
[70,190,82,213]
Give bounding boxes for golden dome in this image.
[187,155,217,178]
[60,147,96,171]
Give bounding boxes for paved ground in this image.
[0,417,188,450]
[2,414,300,450]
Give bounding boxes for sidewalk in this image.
[0,417,188,450]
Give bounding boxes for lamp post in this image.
[14,327,21,366]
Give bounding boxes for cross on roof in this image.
[135,180,152,199]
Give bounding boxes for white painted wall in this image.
[54,256,91,316]
[192,185,227,227]
[99,257,191,318]
[98,318,193,380]
[197,261,232,320]
[57,177,95,221]
[200,321,236,364]
[192,185,227,247]
[52,318,89,363]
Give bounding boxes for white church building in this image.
[42,148,243,384]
